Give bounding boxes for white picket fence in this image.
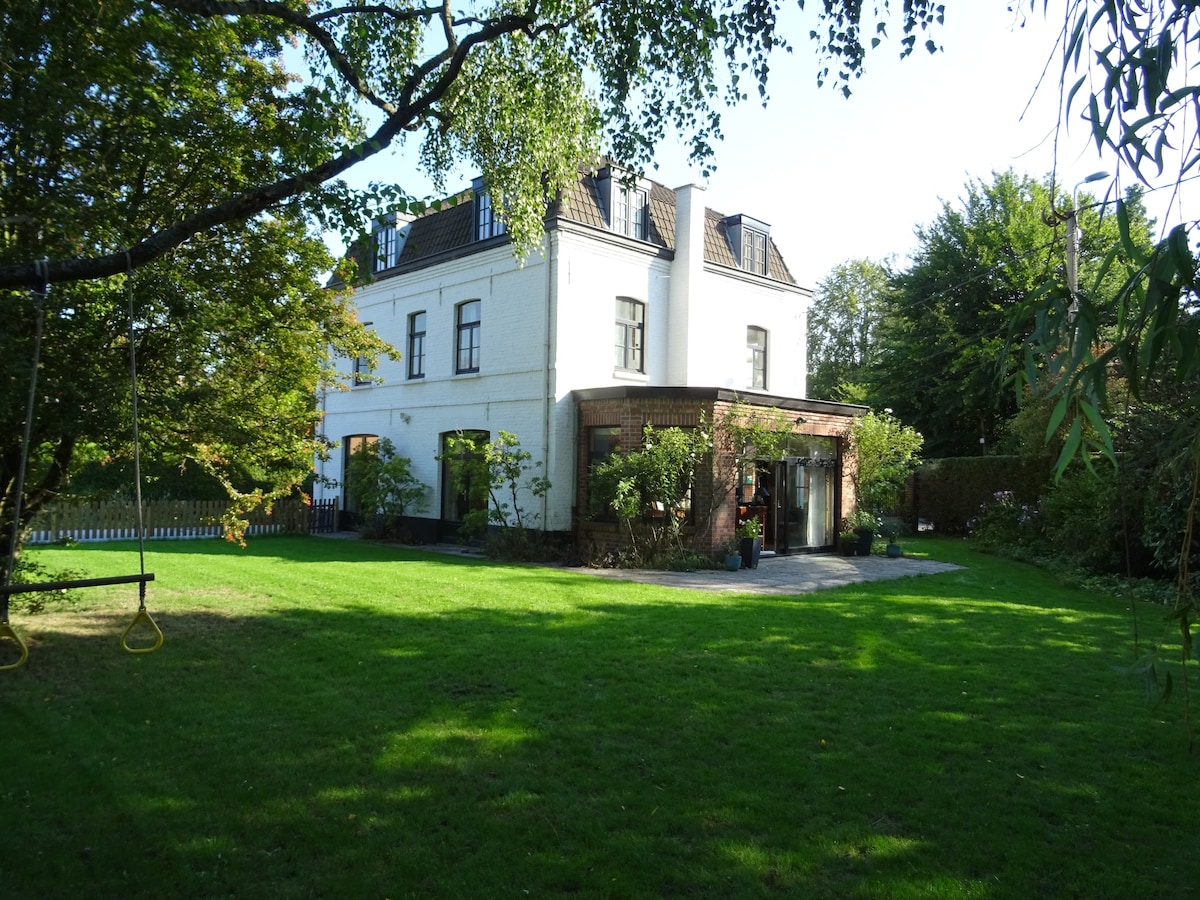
[24,498,332,544]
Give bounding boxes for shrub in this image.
[969,490,1041,551]
[847,409,923,516]
[662,549,719,572]
[438,431,552,557]
[916,456,1053,533]
[344,437,428,539]
[588,423,711,560]
[1038,468,1124,573]
[6,557,85,614]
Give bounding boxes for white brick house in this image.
[314,164,864,553]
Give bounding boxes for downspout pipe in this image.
[541,227,553,532]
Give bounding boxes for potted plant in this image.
[838,530,858,555]
[736,516,762,569]
[845,509,877,556]
[881,516,904,558]
[722,540,743,571]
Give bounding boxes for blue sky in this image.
[340,3,1191,288]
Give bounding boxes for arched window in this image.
[342,434,379,514]
[440,430,490,524]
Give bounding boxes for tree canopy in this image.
[807,258,890,401]
[0,0,948,289]
[1015,1,1200,473]
[863,169,1154,458]
[0,0,947,574]
[0,211,392,580]
[847,409,923,518]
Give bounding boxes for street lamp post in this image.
[1066,171,1109,329]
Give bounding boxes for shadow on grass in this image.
[2,556,1190,899]
[38,532,489,565]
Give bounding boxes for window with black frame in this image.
[353,321,374,385]
[407,311,426,379]
[456,300,481,374]
[475,191,506,240]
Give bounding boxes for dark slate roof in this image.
[556,172,607,228]
[703,208,738,268]
[375,169,797,287]
[399,193,473,261]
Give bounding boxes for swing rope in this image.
[1,256,161,670]
[0,261,46,671]
[119,252,162,655]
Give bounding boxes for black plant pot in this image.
[855,528,874,556]
[739,537,762,569]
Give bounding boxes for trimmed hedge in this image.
[913,455,1054,534]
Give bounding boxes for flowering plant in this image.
[735,517,761,540]
[844,509,878,533]
[968,490,1039,548]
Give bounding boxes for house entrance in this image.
[341,434,379,529]
[743,435,838,554]
[439,430,490,542]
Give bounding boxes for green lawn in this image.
[1,536,1194,899]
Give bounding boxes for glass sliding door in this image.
[778,435,838,551]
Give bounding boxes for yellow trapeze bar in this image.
[120,607,163,655]
[0,621,29,672]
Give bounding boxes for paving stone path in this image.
[566,552,963,595]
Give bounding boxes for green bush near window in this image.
[344,437,428,539]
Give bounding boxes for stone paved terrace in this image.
[563,551,962,595]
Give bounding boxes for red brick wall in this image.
[576,395,859,557]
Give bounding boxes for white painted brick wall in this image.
[317,211,811,534]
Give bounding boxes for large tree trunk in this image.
[1,437,75,586]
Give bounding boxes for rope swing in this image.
[117,252,161,654]
[0,254,161,670]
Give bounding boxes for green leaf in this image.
[1054,417,1084,480]
[1079,399,1116,467]
[1045,393,1072,444]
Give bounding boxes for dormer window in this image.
[742,229,767,276]
[596,166,649,241]
[473,177,507,240]
[371,217,408,273]
[614,184,648,239]
[724,214,771,276]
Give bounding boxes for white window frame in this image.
[615,297,645,373]
[747,325,767,390]
[614,185,648,239]
[742,228,767,276]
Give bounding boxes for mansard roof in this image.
[373,168,796,286]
